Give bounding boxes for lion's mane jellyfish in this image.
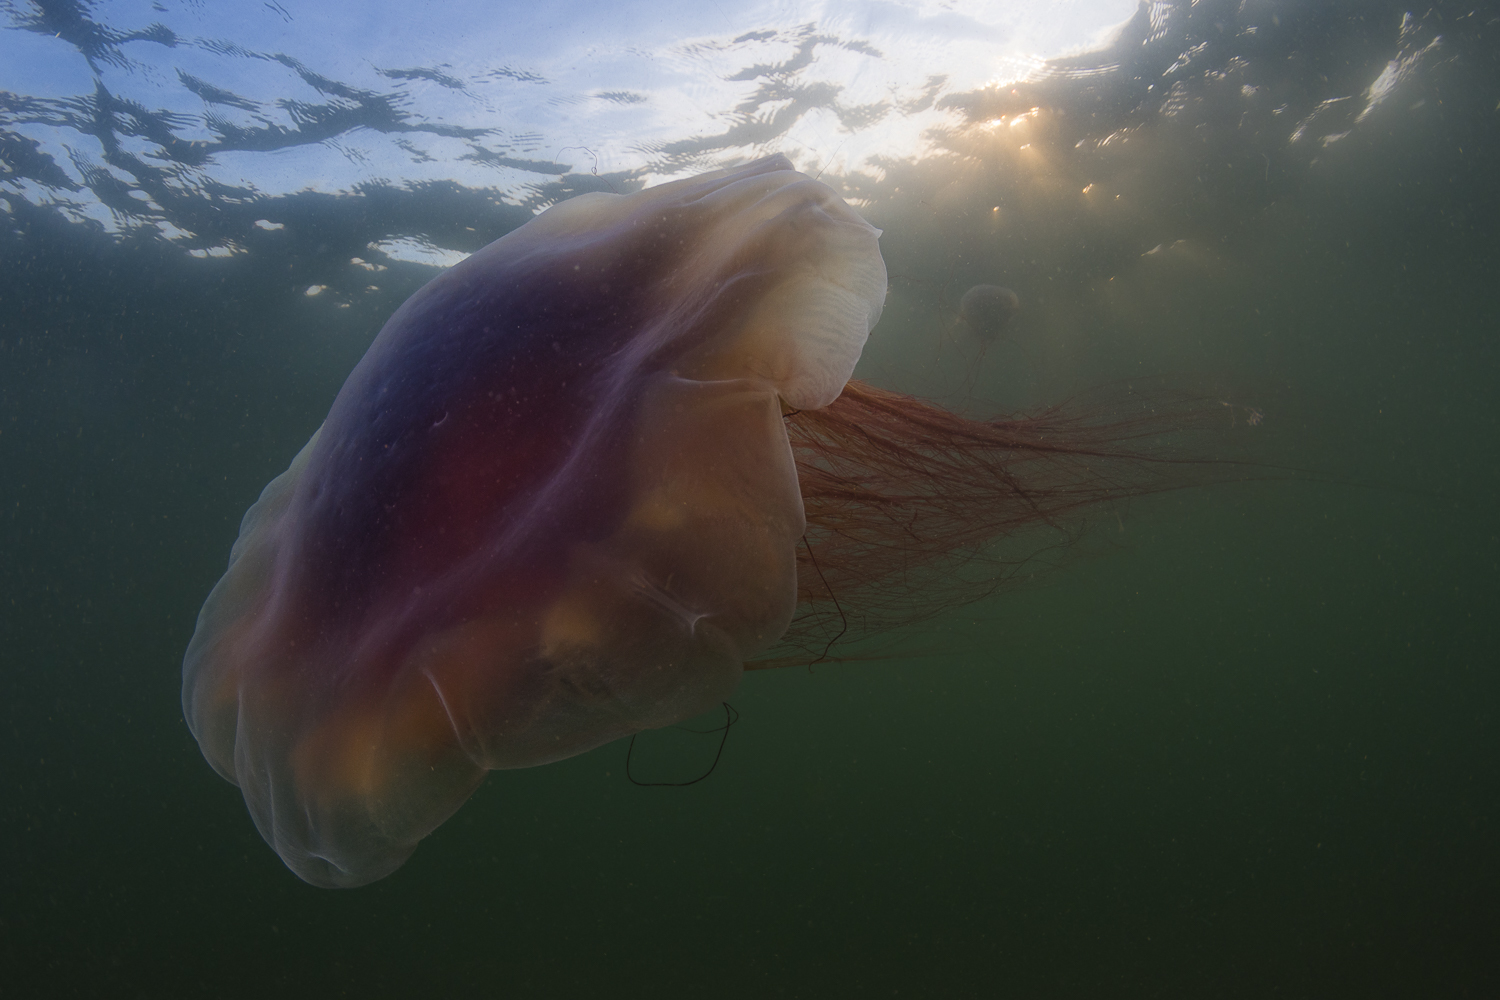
[957,284,1021,344]
[184,155,1211,887]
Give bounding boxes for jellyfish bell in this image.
[182,154,885,887]
[956,284,1021,343]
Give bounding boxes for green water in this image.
[3,2,1498,996]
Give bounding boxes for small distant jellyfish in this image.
[957,284,1021,344]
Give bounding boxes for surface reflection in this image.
[3,1,1456,288]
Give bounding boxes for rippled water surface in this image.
[3,1,1497,995]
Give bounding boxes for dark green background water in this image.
[3,1,1497,995]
